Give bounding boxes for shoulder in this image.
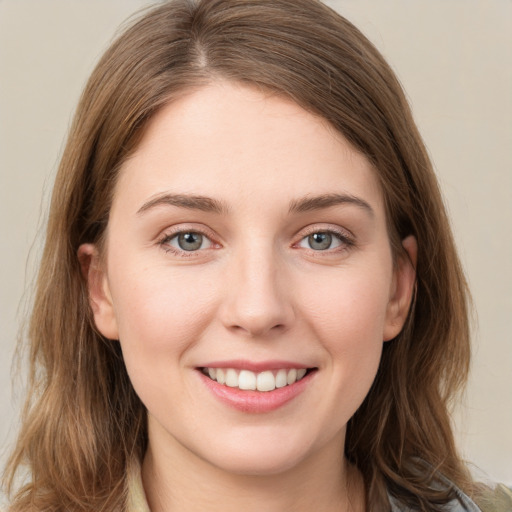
[473,483,512,512]
[388,488,481,512]
[389,482,512,512]
[388,463,512,512]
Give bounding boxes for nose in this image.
[219,247,295,338]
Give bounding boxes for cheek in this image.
[301,266,391,342]
[108,262,219,370]
[297,264,391,388]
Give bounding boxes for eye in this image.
[163,231,213,252]
[297,231,347,251]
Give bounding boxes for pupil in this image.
[309,232,331,250]
[178,232,202,251]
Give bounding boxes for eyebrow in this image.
[288,193,374,217]
[136,191,374,217]
[137,193,229,215]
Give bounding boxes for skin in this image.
[80,81,416,512]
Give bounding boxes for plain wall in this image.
[1,0,511,485]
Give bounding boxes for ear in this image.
[383,235,417,341]
[78,243,119,340]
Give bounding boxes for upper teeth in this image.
[203,368,308,392]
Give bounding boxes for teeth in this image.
[216,368,226,385]
[238,370,256,390]
[287,368,297,385]
[225,369,238,387]
[203,367,309,392]
[257,371,275,392]
[275,369,288,388]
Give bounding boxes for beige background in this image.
[1,0,511,485]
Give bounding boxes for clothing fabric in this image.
[389,484,512,512]
[388,488,481,511]
[126,458,512,512]
[126,458,151,512]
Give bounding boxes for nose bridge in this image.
[221,239,294,337]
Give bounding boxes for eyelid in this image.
[155,223,355,257]
[157,224,221,256]
[293,224,355,250]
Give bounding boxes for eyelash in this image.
[295,226,355,253]
[157,227,218,258]
[157,226,355,257]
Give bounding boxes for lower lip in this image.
[198,371,315,413]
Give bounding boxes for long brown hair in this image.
[3,1,473,510]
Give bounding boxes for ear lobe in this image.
[78,243,119,340]
[383,235,417,341]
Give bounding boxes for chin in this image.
[208,447,309,476]
[193,427,322,477]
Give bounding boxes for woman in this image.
[3,0,509,510]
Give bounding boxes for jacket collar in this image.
[126,457,484,512]
[126,457,150,512]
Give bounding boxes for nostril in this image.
[229,320,288,338]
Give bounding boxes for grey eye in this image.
[168,232,211,251]
[307,232,333,250]
[178,232,203,251]
[298,231,344,251]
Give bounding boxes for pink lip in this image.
[198,359,311,372]
[197,369,316,414]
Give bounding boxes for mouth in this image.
[199,367,316,392]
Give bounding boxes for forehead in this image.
[114,80,384,217]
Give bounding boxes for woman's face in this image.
[84,81,415,476]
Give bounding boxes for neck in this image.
[141,430,365,512]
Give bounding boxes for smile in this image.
[201,367,309,392]
[198,365,317,413]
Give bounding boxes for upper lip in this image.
[197,359,315,373]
